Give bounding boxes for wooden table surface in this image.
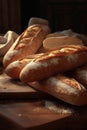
[0,65,87,130]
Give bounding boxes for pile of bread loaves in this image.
[2,17,87,106]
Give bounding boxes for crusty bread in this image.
[5,53,44,79]
[46,32,64,38]
[3,24,50,67]
[71,65,87,87]
[0,31,18,63]
[30,74,87,106]
[20,45,87,83]
[46,29,87,45]
[28,17,49,26]
[43,36,83,51]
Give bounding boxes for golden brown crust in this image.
[20,45,87,82]
[3,24,50,67]
[29,74,87,106]
[43,36,83,51]
[5,53,44,79]
[71,65,87,87]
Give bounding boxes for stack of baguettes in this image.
[3,17,87,106]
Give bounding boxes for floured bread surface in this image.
[43,36,83,50]
[50,75,85,91]
[35,45,87,62]
[71,65,87,87]
[34,74,87,106]
[20,45,87,82]
[5,53,44,79]
[16,24,49,50]
[3,24,50,67]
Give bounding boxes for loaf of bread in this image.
[0,31,18,62]
[46,32,63,38]
[46,29,87,45]
[3,24,50,67]
[5,53,44,79]
[70,65,87,87]
[30,74,87,106]
[20,45,87,83]
[43,36,83,50]
[28,17,49,26]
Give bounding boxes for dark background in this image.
[21,0,48,31]
[0,0,87,34]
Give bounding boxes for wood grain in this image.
[0,70,48,99]
[0,99,87,130]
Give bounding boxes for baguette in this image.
[5,53,44,79]
[30,74,87,106]
[43,36,83,51]
[0,31,18,58]
[28,17,49,26]
[46,29,87,45]
[20,45,87,83]
[3,24,50,67]
[71,65,87,87]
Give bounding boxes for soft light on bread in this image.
[71,65,87,87]
[3,24,51,67]
[5,53,44,79]
[43,36,83,51]
[30,74,87,106]
[20,45,87,83]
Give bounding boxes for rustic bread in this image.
[71,65,87,87]
[20,45,87,82]
[5,53,44,79]
[43,36,83,51]
[3,24,50,67]
[30,74,87,106]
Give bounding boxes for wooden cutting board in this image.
[0,99,87,130]
[0,63,87,130]
[0,66,48,99]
